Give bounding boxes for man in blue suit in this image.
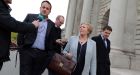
[92,26,112,75]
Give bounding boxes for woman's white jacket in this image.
[63,36,96,75]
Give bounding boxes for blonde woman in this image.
[63,23,96,75]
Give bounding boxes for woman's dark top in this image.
[72,42,87,75]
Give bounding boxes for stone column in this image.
[131,0,140,71]
[91,0,100,35]
[80,0,93,23]
[109,0,128,50]
[109,0,131,69]
[65,0,77,38]
[72,0,84,36]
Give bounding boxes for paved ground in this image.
[111,68,140,75]
[0,51,48,75]
[0,51,140,75]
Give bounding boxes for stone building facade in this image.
[64,0,140,71]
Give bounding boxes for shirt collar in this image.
[100,33,105,40]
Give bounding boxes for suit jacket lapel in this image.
[28,14,38,21]
[26,14,38,40]
[99,35,107,49]
[106,39,110,49]
[32,14,39,37]
[45,19,52,38]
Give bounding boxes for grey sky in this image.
[10,0,69,28]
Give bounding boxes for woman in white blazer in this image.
[63,23,96,75]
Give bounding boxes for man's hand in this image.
[56,39,63,44]
[56,38,67,45]
[32,20,40,28]
[65,52,73,60]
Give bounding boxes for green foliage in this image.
[11,32,17,42]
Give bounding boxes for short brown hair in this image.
[102,25,112,31]
[41,0,52,9]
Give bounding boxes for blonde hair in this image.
[80,23,93,36]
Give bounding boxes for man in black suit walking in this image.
[53,15,65,53]
[92,26,112,75]
[17,1,57,75]
[0,0,39,71]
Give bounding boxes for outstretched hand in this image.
[32,20,40,28]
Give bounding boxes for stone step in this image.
[1,51,140,75]
[110,49,140,70]
[111,68,140,75]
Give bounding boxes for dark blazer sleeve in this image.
[17,33,24,47]
[91,36,97,41]
[17,14,36,47]
[45,20,61,53]
[53,27,62,53]
[46,21,56,51]
[0,13,36,33]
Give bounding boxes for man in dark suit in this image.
[92,26,112,75]
[0,0,39,70]
[48,15,67,75]
[53,15,65,53]
[17,1,56,75]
